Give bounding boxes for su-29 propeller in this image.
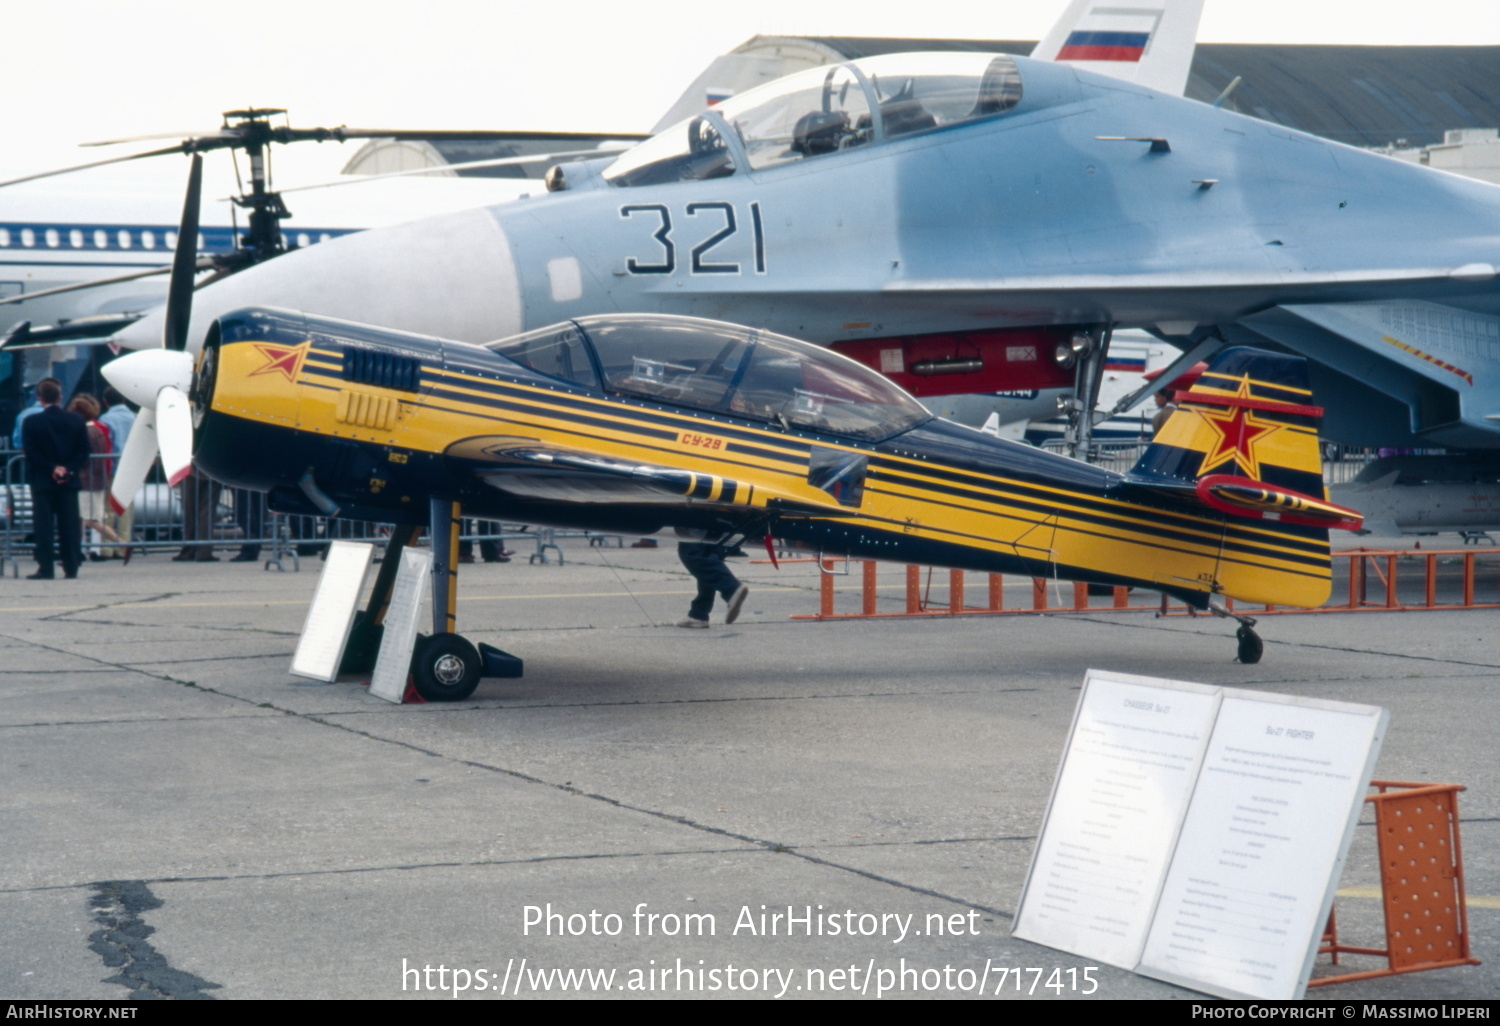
[100,155,204,513]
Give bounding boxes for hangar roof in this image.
[789,38,1500,148]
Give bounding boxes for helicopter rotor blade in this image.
[271,147,630,195]
[0,265,173,307]
[0,145,200,189]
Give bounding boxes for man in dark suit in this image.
[21,378,91,579]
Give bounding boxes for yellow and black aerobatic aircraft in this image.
[105,302,1360,700]
[97,165,1360,699]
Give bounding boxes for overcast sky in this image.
[7,0,1499,184]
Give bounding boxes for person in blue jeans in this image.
[675,529,748,628]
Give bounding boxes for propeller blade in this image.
[164,155,203,353]
[107,408,158,515]
[156,385,194,486]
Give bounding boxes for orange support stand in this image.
[1309,780,1480,987]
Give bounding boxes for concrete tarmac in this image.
[1,537,1495,1001]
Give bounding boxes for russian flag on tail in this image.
[1057,30,1151,62]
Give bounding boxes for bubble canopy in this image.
[487,314,932,443]
[604,53,1024,186]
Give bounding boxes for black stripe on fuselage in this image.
[282,341,1324,573]
[867,449,1327,568]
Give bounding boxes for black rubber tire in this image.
[410,632,482,702]
[1236,626,1264,665]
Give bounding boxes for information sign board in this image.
[369,548,432,704]
[1014,670,1387,1000]
[289,541,375,681]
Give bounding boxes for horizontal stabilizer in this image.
[1195,474,1363,531]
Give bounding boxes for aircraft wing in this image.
[1030,0,1205,97]
[447,435,860,520]
[876,264,1495,333]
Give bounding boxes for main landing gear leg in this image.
[409,499,523,702]
[1209,599,1263,664]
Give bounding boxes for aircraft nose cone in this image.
[103,348,195,408]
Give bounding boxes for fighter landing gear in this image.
[1209,599,1263,664]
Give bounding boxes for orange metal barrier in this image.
[1309,780,1480,987]
[792,549,1500,620]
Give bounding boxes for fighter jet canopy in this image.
[605,53,1024,187]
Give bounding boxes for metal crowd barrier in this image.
[0,450,573,576]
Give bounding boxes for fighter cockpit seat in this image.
[793,110,851,156]
[879,79,938,137]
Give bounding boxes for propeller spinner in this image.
[103,154,204,513]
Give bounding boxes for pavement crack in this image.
[41,593,181,622]
[87,880,222,1000]
[276,712,1017,920]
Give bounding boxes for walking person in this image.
[675,528,749,628]
[67,394,126,560]
[99,387,136,557]
[21,378,90,579]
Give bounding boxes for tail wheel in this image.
[411,632,482,701]
[1236,625,1264,665]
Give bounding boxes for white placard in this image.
[290,541,376,681]
[369,548,432,704]
[1014,670,1386,1001]
[1139,692,1386,999]
[1014,672,1220,968]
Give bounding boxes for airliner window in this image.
[603,116,737,188]
[487,324,600,388]
[854,53,1023,139]
[715,65,874,171]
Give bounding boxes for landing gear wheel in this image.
[1236,625,1263,665]
[411,632,482,702]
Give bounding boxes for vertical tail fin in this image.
[1131,347,1359,522]
[1121,347,1361,606]
[1030,0,1205,97]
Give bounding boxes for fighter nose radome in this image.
[113,205,525,354]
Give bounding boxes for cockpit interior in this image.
[603,53,1024,188]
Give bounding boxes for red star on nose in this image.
[249,342,308,381]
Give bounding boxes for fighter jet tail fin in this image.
[1031,0,1205,97]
